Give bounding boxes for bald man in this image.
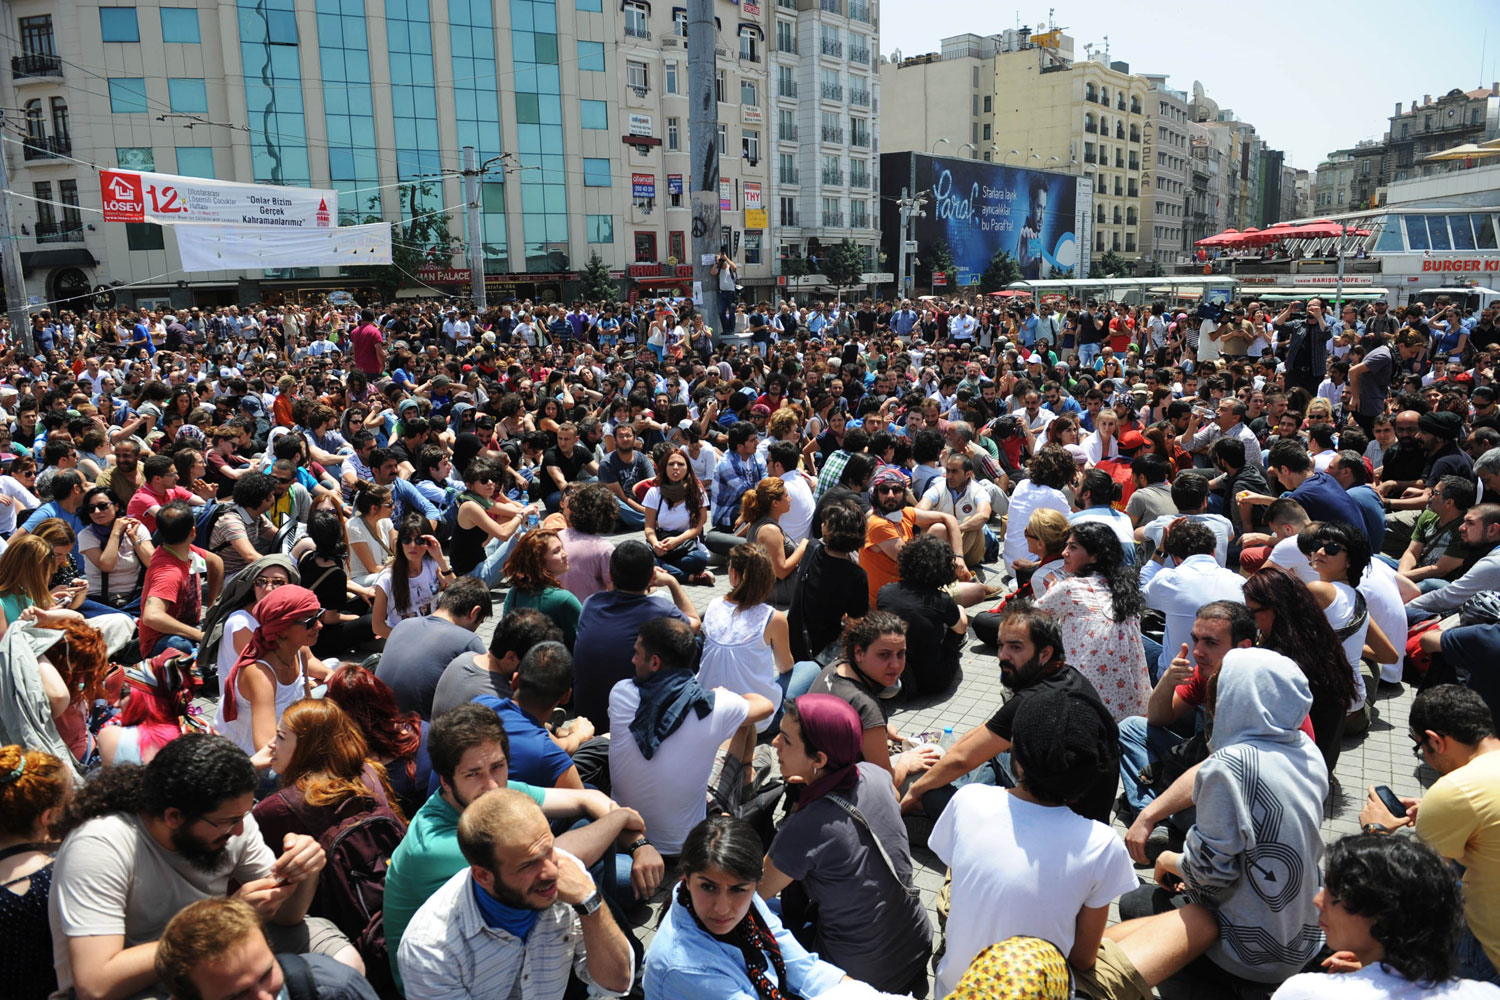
[397,789,634,998]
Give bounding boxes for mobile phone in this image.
[1374,785,1407,819]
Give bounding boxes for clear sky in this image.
[878,0,1499,170]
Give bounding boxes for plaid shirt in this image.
[711,450,766,529]
[815,449,852,499]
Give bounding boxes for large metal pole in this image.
[895,186,909,303]
[1335,220,1346,312]
[0,114,35,355]
[687,0,721,342]
[461,146,487,313]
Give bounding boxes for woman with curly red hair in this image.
[326,662,431,817]
[500,528,582,645]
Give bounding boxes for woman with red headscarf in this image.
[211,584,326,759]
[97,651,210,766]
[755,694,933,996]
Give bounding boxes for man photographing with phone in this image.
[1358,684,1500,983]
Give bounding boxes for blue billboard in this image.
[887,155,1080,284]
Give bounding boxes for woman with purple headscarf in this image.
[756,694,933,996]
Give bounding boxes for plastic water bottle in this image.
[526,508,540,531]
[939,726,955,751]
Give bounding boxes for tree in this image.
[979,249,1021,293]
[1094,249,1129,277]
[820,238,866,300]
[358,182,460,301]
[917,239,957,291]
[579,251,618,303]
[780,252,809,279]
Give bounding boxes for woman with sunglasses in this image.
[451,459,536,586]
[213,583,329,759]
[371,514,451,640]
[347,481,395,587]
[1304,522,1398,740]
[76,488,153,611]
[0,456,41,538]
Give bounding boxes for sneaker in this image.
[1144,823,1174,864]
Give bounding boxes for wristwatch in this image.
[1361,822,1393,836]
[572,889,603,918]
[625,837,651,856]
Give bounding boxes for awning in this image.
[20,248,98,274]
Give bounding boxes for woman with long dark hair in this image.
[644,815,852,1000]
[1035,521,1150,721]
[371,513,451,640]
[736,477,805,609]
[1304,521,1398,733]
[325,662,431,817]
[758,695,933,994]
[642,445,713,584]
[296,511,374,657]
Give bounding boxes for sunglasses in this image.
[272,476,294,485]
[254,576,288,589]
[874,485,904,494]
[1316,541,1344,557]
[295,612,325,629]
[86,502,113,513]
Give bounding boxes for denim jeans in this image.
[614,495,646,530]
[770,660,823,730]
[1117,713,1197,815]
[656,548,709,581]
[920,752,1015,819]
[150,634,197,658]
[1457,915,1500,984]
[467,531,526,587]
[1078,341,1102,367]
[1142,635,1164,684]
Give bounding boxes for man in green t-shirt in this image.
[384,703,664,988]
[1397,475,1475,590]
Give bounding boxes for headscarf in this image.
[792,694,863,807]
[221,584,321,722]
[948,937,1074,1000]
[107,649,211,756]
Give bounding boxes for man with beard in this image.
[899,604,1120,825]
[860,467,965,606]
[382,704,663,990]
[97,437,145,510]
[397,789,635,998]
[49,734,355,1000]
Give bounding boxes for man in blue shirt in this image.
[474,642,592,790]
[891,300,919,339]
[131,311,157,356]
[1264,439,1368,539]
[370,446,441,530]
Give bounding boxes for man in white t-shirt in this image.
[608,617,774,855]
[767,440,815,544]
[931,687,1139,998]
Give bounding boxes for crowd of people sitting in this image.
[1,288,1500,1000]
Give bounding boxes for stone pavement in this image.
[473,525,1435,998]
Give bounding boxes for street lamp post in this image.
[958,142,978,158]
[931,138,951,156]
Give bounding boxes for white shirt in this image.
[1141,554,1246,666]
[607,683,749,855]
[1361,560,1406,684]
[1273,964,1500,1000]
[1081,430,1119,464]
[398,856,628,1000]
[1142,513,1234,567]
[930,786,1136,998]
[778,471,816,543]
[1267,535,1317,583]
[949,314,978,340]
[1003,481,1071,569]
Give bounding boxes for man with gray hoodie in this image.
[1103,647,1329,994]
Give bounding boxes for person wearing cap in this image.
[930,682,1137,998]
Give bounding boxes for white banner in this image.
[100,168,338,228]
[175,222,392,272]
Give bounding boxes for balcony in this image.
[35,221,83,244]
[821,169,843,185]
[821,125,844,143]
[624,23,650,39]
[780,211,800,226]
[849,46,870,64]
[849,213,868,229]
[850,132,869,148]
[820,83,843,101]
[779,124,798,141]
[22,135,71,160]
[821,39,843,57]
[822,211,843,227]
[1084,121,1097,134]
[779,169,799,184]
[849,171,870,189]
[778,0,797,6]
[779,80,798,98]
[849,88,869,107]
[849,2,870,21]
[12,53,61,80]
[819,0,841,12]
[628,83,649,98]
[1083,152,1097,164]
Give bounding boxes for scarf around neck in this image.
[629,668,713,760]
[677,882,802,1000]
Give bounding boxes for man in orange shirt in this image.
[860,468,966,605]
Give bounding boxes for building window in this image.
[160,8,200,43]
[568,102,603,135]
[579,41,606,71]
[778,108,796,141]
[108,79,149,114]
[634,231,657,261]
[587,215,614,243]
[779,152,797,184]
[742,129,759,163]
[627,60,649,95]
[624,1,649,38]
[744,232,761,264]
[176,147,214,177]
[716,69,727,103]
[126,222,165,251]
[669,231,685,261]
[167,78,208,113]
[50,98,69,141]
[741,80,757,105]
[779,196,797,225]
[577,0,602,9]
[665,62,679,94]
[19,15,55,57]
[983,124,991,140]
[583,158,611,186]
[667,117,680,150]
[58,179,82,232]
[717,123,727,155]
[983,95,992,112]
[778,65,796,98]
[740,26,760,61]
[33,182,55,231]
[100,7,140,42]
[776,20,795,53]
[118,147,154,169]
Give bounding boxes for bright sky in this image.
[878,0,1499,170]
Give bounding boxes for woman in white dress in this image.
[346,482,394,587]
[696,543,793,744]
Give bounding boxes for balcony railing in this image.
[780,169,799,184]
[822,211,844,226]
[849,172,870,189]
[820,83,843,101]
[779,123,798,141]
[35,221,84,243]
[1083,152,1097,164]
[628,83,649,97]
[849,2,870,21]
[779,80,798,98]
[12,53,61,79]
[849,88,869,107]
[819,0,841,12]
[625,23,650,38]
[777,39,797,54]
[821,124,844,142]
[821,169,843,185]
[850,132,868,147]
[1084,122,1097,134]
[849,213,868,229]
[848,46,870,64]
[22,135,71,160]
[820,39,843,57]
[780,211,800,226]
[778,0,797,7]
